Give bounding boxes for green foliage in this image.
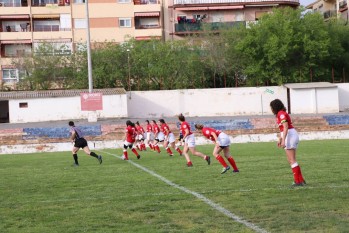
[10,9,349,90]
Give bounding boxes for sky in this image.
[299,0,315,7]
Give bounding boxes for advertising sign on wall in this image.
[81,93,103,111]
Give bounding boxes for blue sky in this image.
[300,0,315,7]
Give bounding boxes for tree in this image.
[237,7,331,85]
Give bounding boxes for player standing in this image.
[270,99,306,187]
[159,119,182,156]
[122,120,141,160]
[178,114,210,167]
[195,124,239,174]
[68,121,102,166]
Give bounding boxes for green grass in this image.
[1,139,349,233]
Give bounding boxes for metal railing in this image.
[175,21,246,32]
[174,0,299,4]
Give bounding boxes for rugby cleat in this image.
[221,166,230,174]
[98,155,103,164]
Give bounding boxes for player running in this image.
[159,119,182,156]
[195,124,239,174]
[178,114,210,167]
[68,121,102,166]
[135,121,146,151]
[122,120,141,160]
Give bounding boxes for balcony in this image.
[133,0,159,5]
[323,10,336,19]
[339,0,347,11]
[173,0,299,5]
[174,21,246,33]
[0,0,28,7]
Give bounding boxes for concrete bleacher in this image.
[1,114,349,147]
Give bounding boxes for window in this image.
[74,19,87,29]
[60,14,72,30]
[2,69,19,83]
[33,42,72,55]
[19,103,28,108]
[2,0,22,7]
[119,18,131,28]
[73,0,85,3]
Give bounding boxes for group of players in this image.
[122,115,239,174]
[69,99,306,186]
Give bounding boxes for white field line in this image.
[100,150,269,233]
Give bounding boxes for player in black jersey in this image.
[69,121,102,166]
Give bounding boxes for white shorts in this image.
[146,132,154,141]
[185,133,195,148]
[155,132,165,142]
[282,128,299,149]
[217,132,231,147]
[136,134,144,141]
[166,132,176,144]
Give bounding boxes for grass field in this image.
[1,139,349,233]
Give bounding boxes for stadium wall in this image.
[127,86,287,118]
[1,115,349,154]
[8,95,128,123]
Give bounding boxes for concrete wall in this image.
[337,83,349,112]
[9,95,128,123]
[127,86,287,118]
[290,87,339,114]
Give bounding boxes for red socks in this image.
[227,157,239,171]
[216,155,228,167]
[175,147,182,155]
[166,147,173,155]
[131,148,139,156]
[291,164,304,183]
[123,150,129,160]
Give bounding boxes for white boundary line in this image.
[100,150,269,233]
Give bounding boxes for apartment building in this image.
[305,0,337,19]
[163,0,300,41]
[306,0,348,21]
[0,0,162,84]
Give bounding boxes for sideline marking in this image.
[100,150,269,233]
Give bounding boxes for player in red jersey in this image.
[270,99,306,187]
[135,121,146,151]
[122,120,141,160]
[145,120,154,150]
[152,120,163,153]
[178,114,210,167]
[195,124,239,174]
[159,119,183,156]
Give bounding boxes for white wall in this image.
[290,87,339,114]
[9,94,128,123]
[337,83,349,112]
[127,86,287,118]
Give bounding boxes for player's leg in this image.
[72,146,80,166]
[223,146,239,172]
[213,145,230,173]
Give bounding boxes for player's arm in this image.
[70,131,76,141]
[210,132,219,145]
[280,121,288,148]
[183,128,189,140]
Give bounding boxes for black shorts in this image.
[74,138,88,148]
